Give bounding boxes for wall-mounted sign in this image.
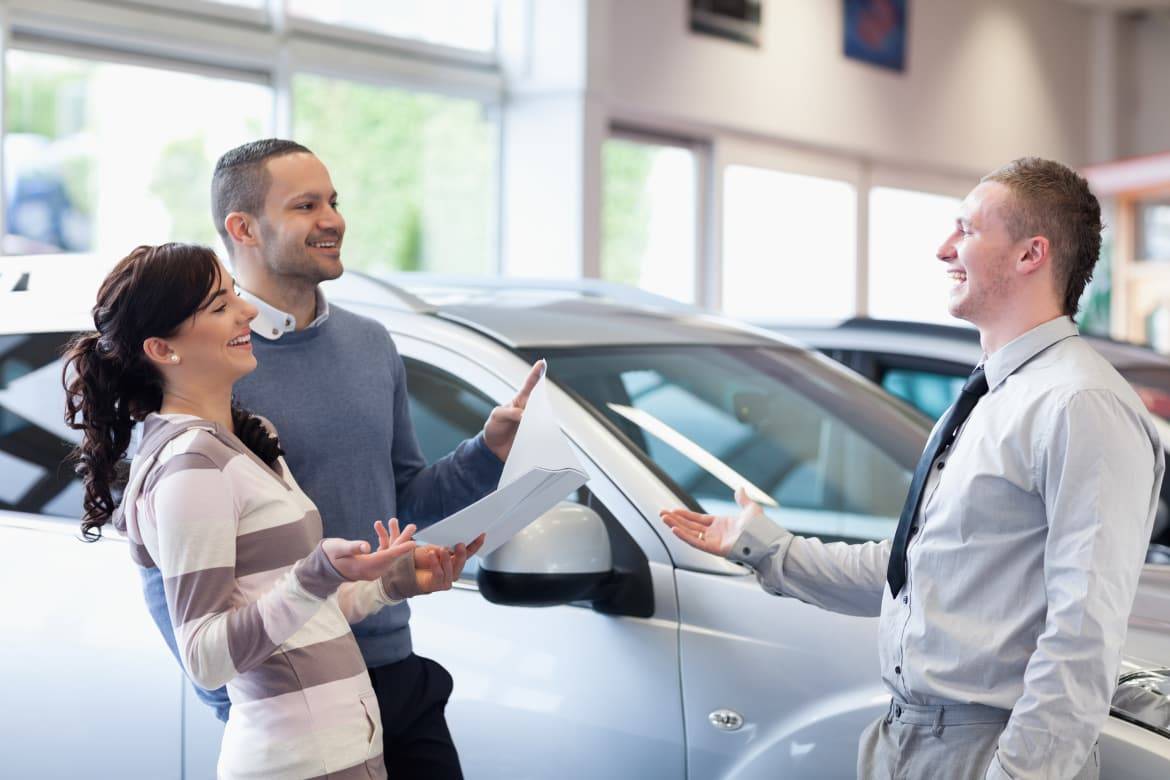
[690,0,762,47]
[844,0,907,72]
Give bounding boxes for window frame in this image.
[0,0,503,265]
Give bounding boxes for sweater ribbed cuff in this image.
[294,541,348,599]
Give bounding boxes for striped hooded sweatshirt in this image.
[115,413,407,779]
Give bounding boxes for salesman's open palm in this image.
[660,487,765,557]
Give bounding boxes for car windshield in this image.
[538,345,929,543]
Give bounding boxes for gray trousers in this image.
[857,700,1100,780]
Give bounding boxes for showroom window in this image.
[867,186,963,324]
[4,49,273,256]
[601,137,698,303]
[288,0,497,53]
[292,74,498,276]
[721,165,857,321]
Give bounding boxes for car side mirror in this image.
[477,501,614,607]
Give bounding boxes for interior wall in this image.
[1120,11,1170,159]
[599,0,1093,178]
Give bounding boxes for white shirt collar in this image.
[240,286,330,340]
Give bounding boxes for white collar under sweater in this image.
[240,286,330,340]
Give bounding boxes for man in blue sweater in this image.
[140,139,541,778]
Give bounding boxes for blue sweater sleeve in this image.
[138,565,231,722]
[384,335,504,528]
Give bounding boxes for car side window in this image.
[403,356,497,465]
[0,332,86,518]
[880,368,965,422]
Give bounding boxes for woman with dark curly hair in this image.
[63,243,464,779]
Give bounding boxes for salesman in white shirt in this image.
[662,157,1165,780]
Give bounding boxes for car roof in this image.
[773,317,1170,371]
[0,255,791,350]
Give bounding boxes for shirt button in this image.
[285,318,292,326]
[936,461,945,470]
[902,596,908,604]
[271,328,279,336]
[894,666,902,675]
[742,547,751,556]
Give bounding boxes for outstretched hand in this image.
[409,532,488,594]
[659,487,766,557]
[483,360,546,461]
[324,519,417,582]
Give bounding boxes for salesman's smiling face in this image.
[936,181,1022,327]
[255,152,346,285]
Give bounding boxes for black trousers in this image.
[368,653,463,780]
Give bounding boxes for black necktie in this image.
[887,367,989,597]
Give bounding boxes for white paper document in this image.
[415,371,589,555]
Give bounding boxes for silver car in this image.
[2,257,1168,778]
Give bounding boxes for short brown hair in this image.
[981,157,1102,316]
[211,139,311,254]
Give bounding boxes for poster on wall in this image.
[690,0,762,47]
[843,0,907,72]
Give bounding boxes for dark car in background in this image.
[772,317,1170,562]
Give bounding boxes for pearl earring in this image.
[170,355,180,363]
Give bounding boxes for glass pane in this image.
[402,357,495,465]
[1136,199,1170,262]
[881,369,964,421]
[546,345,923,542]
[602,139,697,303]
[4,50,273,256]
[868,186,963,324]
[292,74,497,276]
[0,333,84,518]
[722,166,856,320]
[400,356,494,580]
[289,0,496,52]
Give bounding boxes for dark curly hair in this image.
[63,243,283,541]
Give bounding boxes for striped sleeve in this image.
[334,552,414,623]
[151,453,347,690]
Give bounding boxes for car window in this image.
[0,332,86,518]
[540,345,925,543]
[881,368,966,422]
[403,357,497,465]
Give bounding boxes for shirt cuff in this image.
[727,511,791,570]
[294,541,349,599]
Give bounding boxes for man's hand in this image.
[483,360,545,462]
[660,487,765,557]
[324,519,417,581]
[411,533,488,594]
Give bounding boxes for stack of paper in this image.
[416,369,589,555]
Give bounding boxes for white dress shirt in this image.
[240,286,330,339]
[730,316,1164,779]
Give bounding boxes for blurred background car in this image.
[773,317,1170,564]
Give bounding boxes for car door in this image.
[0,331,183,779]
[391,333,687,780]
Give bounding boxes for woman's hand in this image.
[410,533,488,594]
[659,487,765,557]
[323,519,417,582]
